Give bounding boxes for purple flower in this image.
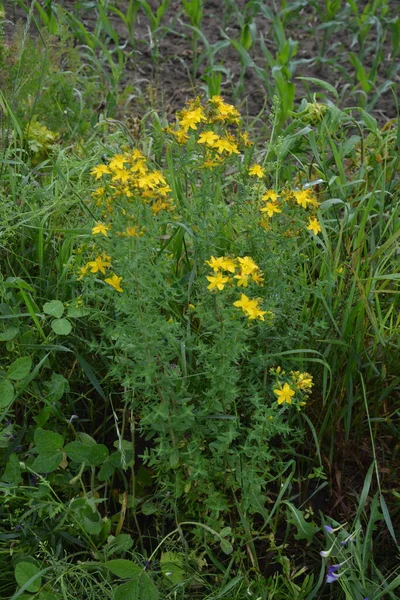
[326,571,340,584]
[324,525,334,533]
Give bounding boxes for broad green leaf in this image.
[105,559,143,579]
[43,300,64,318]
[37,592,59,600]
[113,580,139,600]
[34,428,64,453]
[285,501,318,544]
[70,498,103,535]
[105,534,133,555]
[14,562,42,593]
[45,373,69,402]
[139,574,159,600]
[0,326,19,341]
[67,306,90,318]
[51,318,72,336]
[1,453,21,484]
[0,379,14,408]
[220,538,233,554]
[160,551,185,584]
[7,357,32,381]
[296,76,339,100]
[64,441,109,466]
[32,451,63,473]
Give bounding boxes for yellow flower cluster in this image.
[205,255,271,322]
[77,253,123,292]
[256,187,322,236]
[166,96,251,168]
[90,149,174,216]
[271,366,314,408]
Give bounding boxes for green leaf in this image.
[220,539,233,554]
[296,76,339,100]
[14,562,42,593]
[105,534,134,556]
[64,441,109,466]
[70,498,103,535]
[7,357,32,381]
[1,453,21,484]
[160,552,185,584]
[45,373,69,402]
[51,318,72,336]
[34,428,64,453]
[113,580,139,600]
[139,574,159,600]
[37,592,59,600]
[0,326,19,341]
[285,501,318,544]
[105,559,143,579]
[43,300,64,318]
[67,306,90,318]
[0,379,14,408]
[32,451,63,473]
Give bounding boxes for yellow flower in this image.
[237,256,259,275]
[206,256,226,271]
[105,273,123,292]
[179,107,207,131]
[274,382,295,405]
[109,154,128,171]
[291,371,314,391]
[90,164,110,179]
[262,190,278,202]
[214,138,239,155]
[198,131,219,147]
[234,273,249,287]
[233,294,266,321]
[87,255,111,275]
[77,264,89,280]
[251,272,264,285]
[260,201,282,217]
[220,257,237,273]
[92,222,110,237]
[293,189,313,208]
[307,217,322,235]
[249,164,265,178]
[206,273,230,291]
[125,226,140,237]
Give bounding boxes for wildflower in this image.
[77,264,89,280]
[92,222,110,237]
[220,257,237,273]
[87,255,111,275]
[206,256,227,271]
[260,201,282,217]
[237,256,258,275]
[179,107,206,131]
[206,273,230,291]
[273,383,295,405]
[251,272,264,285]
[198,131,219,147]
[91,164,111,179]
[233,294,266,321]
[291,371,314,391]
[214,137,240,155]
[109,154,128,171]
[293,189,312,208]
[249,164,265,178]
[307,217,322,235]
[104,274,123,292]
[125,226,140,237]
[234,273,249,287]
[262,190,278,202]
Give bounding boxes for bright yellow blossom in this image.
[234,273,249,287]
[206,273,230,291]
[274,382,295,405]
[87,255,111,275]
[262,190,278,202]
[260,201,282,217]
[307,217,322,235]
[179,107,207,131]
[237,256,259,275]
[91,164,110,179]
[233,294,266,321]
[105,274,123,292]
[214,138,239,155]
[206,256,226,271]
[92,222,110,237]
[198,131,219,147]
[249,164,265,178]
[220,257,237,273]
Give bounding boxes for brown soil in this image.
[5,0,400,124]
